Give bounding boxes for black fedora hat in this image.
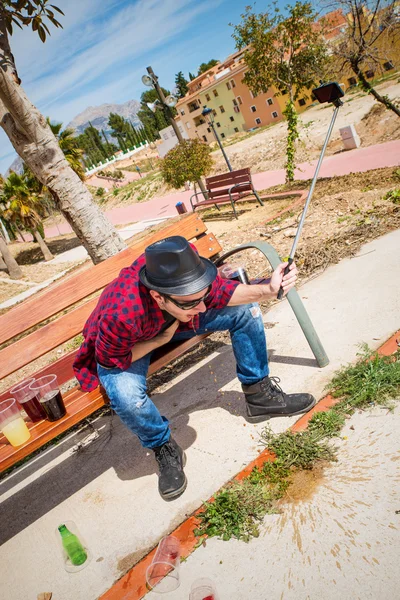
[139,236,217,296]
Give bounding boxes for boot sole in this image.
[160,452,187,501]
[246,397,317,423]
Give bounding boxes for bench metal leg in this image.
[252,187,264,207]
[228,190,239,219]
[215,241,329,368]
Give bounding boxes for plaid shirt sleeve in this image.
[95,313,141,370]
[207,274,240,309]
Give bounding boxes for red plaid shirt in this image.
[73,252,239,391]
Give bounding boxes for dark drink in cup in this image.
[40,390,66,422]
[21,394,46,422]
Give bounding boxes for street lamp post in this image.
[142,66,207,196]
[201,106,232,172]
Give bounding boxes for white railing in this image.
[84,142,149,176]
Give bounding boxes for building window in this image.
[383,61,394,71]
[236,96,243,105]
[212,109,217,116]
[299,98,306,106]
[230,116,234,122]
[186,121,191,129]
[219,105,225,113]
[230,79,236,88]
[365,70,374,78]
[205,93,211,101]
[221,132,225,138]
[251,105,257,112]
[213,89,219,97]
[234,127,239,133]
[250,90,258,98]
[272,111,278,119]
[255,118,262,125]
[216,122,221,128]
[202,135,207,142]
[348,77,357,86]
[207,127,211,133]
[266,98,273,106]
[232,98,238,106]
[180,109,185,115]
[226,82,231,90]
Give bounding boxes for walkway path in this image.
[43,140,400,239]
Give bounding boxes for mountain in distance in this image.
[67,98,142,136]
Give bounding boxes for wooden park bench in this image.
[0,213,328,474]
[190,167,264,219]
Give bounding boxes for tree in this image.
[0,1,126,264]
[137,88,174,138]
[324,0,400,117]
[188,72,196,81]
[232,2,328,182]
[1,171,53,260]
[160,139,214,189]
[197,59,219,75]
[108,113,137,148]
[175,71,189,98]
[47,119,85,180]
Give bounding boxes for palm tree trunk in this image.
[14,224,26,242]
[0,253,6,270]
[0,18,126,265]
[33,229,54,261]
[0,236,23,279]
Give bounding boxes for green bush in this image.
[95,187,105,197]
[161,139,214,189]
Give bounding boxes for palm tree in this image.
[47,119,86,180]
[1,172,54,261]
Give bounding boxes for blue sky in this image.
[0,0,287,175]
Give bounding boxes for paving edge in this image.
[99,342,400,600]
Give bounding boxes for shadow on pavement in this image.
[0,342,317,544]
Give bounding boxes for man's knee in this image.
[103,373,148,413]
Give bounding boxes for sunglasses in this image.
[163,285,212,310]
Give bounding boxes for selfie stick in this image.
[277,83,345,300]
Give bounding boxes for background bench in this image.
[190,167,264,219]
[0,213,328,474]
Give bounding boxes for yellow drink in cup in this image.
[0,398,31,448]
[2,416,30,447]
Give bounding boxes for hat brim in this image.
[139,257,218,296]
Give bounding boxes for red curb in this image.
[99,328,400,600]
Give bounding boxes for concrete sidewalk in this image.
[0,228,399,600]
[42,140,400,239]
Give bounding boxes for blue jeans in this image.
[97,303,269,449]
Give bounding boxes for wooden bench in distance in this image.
[190,167,264,219]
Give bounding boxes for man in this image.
[74,236,315,501]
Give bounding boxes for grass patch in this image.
[194,347,400,543]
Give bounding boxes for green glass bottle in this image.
[58,524,88,566]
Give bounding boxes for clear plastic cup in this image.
[189,578,220,600]
[146,535,180,593]
[10,378,47,422]
[0,398,31,447]
[29,375,66,422]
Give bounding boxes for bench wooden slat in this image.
[206,168,250,185]
[0,214,207,346]
[0,299,98,380]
